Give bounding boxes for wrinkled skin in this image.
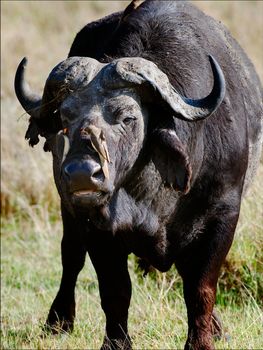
[58,88,147,211]
[15,1,262,349]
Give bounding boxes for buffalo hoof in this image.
[101,336,132,350]
[43,301,75,335]
[42,318,74,335]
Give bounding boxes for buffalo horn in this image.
[176,55,226,121]
[114,55,225,121]
[14,57,42,117]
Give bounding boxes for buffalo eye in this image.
[123,116,136,125]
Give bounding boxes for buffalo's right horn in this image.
[14,57,42,117]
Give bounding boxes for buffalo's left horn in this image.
[14,57,42,117]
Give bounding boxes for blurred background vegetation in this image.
[1,1,262,349]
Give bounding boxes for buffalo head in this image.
[15,55,225,212]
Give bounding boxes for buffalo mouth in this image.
[71,189,110,208]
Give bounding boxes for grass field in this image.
[1,1,263,349]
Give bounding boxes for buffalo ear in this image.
[25,118,40,147]
[151,129,192,194]
[25,112,62,151]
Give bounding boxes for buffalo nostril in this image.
[91,167,105,183]
[91,162,102,178]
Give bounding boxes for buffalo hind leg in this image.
[45,207,86,333]
[88,235,132,350]
[182,278,217,350]
[176,210,239,350]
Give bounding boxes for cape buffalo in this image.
[15,1,262,349]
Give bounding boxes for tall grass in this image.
[1,1,263,349]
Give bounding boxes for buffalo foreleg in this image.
[88,234,132,350]
[45,206,86,333]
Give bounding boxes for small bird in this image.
[82,125,110,179]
